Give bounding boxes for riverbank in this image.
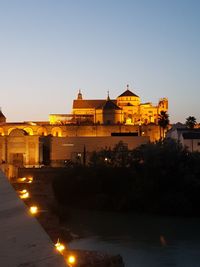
[66,208,200,267]
[16,163,200,266]
[15,168,125,267]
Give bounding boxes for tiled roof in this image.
[0,110,6,118]
[102,100,121,110]
[73,99,117,109]
[118,89,139,98]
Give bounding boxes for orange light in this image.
[21,189,27,193]
[28,177,33,183]
[29,206,38,215]
[67,255,76,265]
[17,177,27,183]
[20,192,29,199]
[55,239,65,253]
[16,177,33,183]
[18,189,30,199]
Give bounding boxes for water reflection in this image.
[67,209,200,267]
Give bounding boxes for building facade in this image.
[167,127,200,152]
[0,86,168,167]
[50,85,168,126]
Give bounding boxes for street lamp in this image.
[29,206,38,215]
[67,255,76,266]
[55,239,65,254]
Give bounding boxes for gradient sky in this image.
[0,0,199,123]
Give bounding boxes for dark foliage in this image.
[158,111,170,139]
[185,116,197,129]
[52,139,200,216]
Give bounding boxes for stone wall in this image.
[50,136,149,166]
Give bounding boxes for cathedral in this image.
[49,85,168,126]
[0,86,168,169]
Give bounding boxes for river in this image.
[67,209,200,267]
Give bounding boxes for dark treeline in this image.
[52,139,200,216]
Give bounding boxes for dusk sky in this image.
[0,0,199,123]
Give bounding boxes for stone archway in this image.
[8,129,28,167]
[9,128,28,136]
[0,128,4,136]
[23,127,34,135]
[37,127,47,136]
[51,127,62,137]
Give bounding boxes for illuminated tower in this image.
[77,90,83,100]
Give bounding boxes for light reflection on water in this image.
[67,210,200,267]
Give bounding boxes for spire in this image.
[77,89,83,100]
[0,108,6,123]
[107,90,110,101]
[126,84,129,91]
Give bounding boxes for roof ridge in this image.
[118,89,139,98]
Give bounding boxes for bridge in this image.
[0,170,67,267]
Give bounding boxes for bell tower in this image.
[77,90,83,100]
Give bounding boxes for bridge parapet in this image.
[0,170,67,267]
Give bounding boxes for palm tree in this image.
[185,116,197,129]
[158,111,170,139]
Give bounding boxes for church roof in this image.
[101,99,121,110]
[118,89,139,98]
[0,110,6,118]
[73,99,117,109]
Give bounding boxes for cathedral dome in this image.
[117,85,140,107]
[118,84,139,98]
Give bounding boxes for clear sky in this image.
[0,0,199,123]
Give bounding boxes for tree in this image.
[89,141,132,167]
[185,116,197,129]
[158,111,170,139]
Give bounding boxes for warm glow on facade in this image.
[0,87,168,169]
[23,127,34,135]
[16,177,33,183]
[70,87,168,126]
[28,177,33,183]
[17,177,27,183]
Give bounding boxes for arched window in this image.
[23,127,34,135]
[37,127,47,136]
[51,127,62,137]
[0,128,4,136]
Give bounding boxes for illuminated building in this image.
[49,85,168,126]
[0,86,168,168]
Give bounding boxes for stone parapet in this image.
[0,170,67,267]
